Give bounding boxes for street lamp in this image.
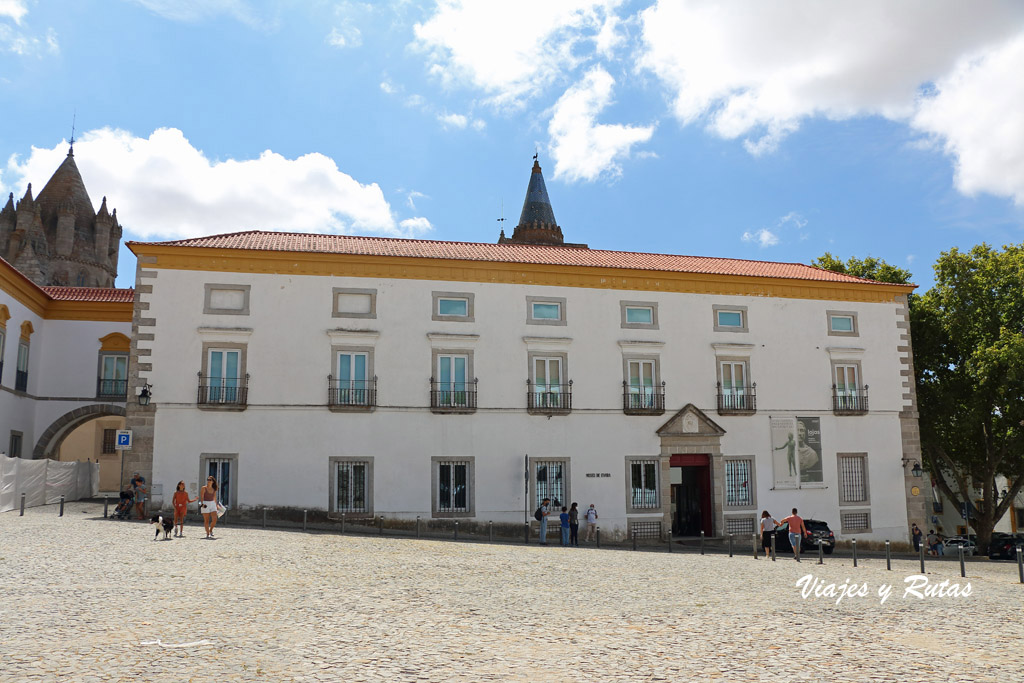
[901,458,923,478]
[138,383,152,406]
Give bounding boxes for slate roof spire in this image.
[498,156,587,248]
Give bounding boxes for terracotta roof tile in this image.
[132,230,909,287]
[41,286,135,303]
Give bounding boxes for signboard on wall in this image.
[770,417,822,486]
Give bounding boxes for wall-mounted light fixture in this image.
[138,383,153,406]
[901,458,923,478]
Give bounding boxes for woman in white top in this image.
[760,510,779,558]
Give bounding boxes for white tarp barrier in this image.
[0,455,98,512]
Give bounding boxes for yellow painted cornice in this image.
[130,244,915,304]
[0,261,48,316]
[100,332,131,351]
[1,261,133,322]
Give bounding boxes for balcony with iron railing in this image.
[716,382,756,415]
[832,385,869,415]
[97,378,128,400]
[197,372,250,410]
[430,377,478,414]
[622,381,666,415]
[328,375,377,411]
[15,369,28,392]
[526,379,572,415]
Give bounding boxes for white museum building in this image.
[124,161,926,541]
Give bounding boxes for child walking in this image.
[172,481,196,537]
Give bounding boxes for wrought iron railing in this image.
[328,375,377,408]
[97,378,128,400]
[429,377,478,412]
[622,381,666,415]
[716,382,756,414]
[832,385,869,414]
[197,373,250,406]
[526,379,572,414]
[15,369,28,392]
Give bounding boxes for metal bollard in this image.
[341,513,345,535]
[668,535,673,553]
[379,515,384,536]
[303,509,307,532]
[919,542,925,574]
[700,530,705,555]
[596,527,601,548]
[20,492,26,516]
[852,539,857,567]
[817,540,824,565]
[417,516,422,539]
[263,508,267,529]
[959,544,966,578]
[632,530,638,551]
[885,541,891,571]
[1017,546,1023,584]
[59,495,65,517]
[523,522,529,544]
[771,533,776,561]
[488,521,493,543]
[454,521,459,541]
[104,497,109,518]
[753,534,758,559]
[728,533,734,557]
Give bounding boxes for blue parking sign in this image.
[115,430,132,450]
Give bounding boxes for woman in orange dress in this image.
[171,481,196,537]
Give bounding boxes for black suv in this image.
[773,519,836,555]
[988,533,1024,560]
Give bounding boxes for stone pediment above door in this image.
[656,404,726,437]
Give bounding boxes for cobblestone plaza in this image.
[2,503,1022,682]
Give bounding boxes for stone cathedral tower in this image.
[0,145,121,287]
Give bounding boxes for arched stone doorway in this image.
[33,404,127,460]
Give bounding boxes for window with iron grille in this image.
[841,511,871,533]
[629,459,659,509]
[629,521,661,539]
[102,429,116,454]
[535,460,567,509]
[437,460,470,513]
[725,459,753,507]
[725,516,756,535]
[839,454,868,504]
[335,461,369,513]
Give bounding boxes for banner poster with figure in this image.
[796,416,823,484]
[771,417,799,488]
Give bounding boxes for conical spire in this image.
[498,157,585,248]
[35,148,93,225]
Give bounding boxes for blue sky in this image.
[2,0,1023,289]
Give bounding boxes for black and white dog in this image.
[150,514,174,540]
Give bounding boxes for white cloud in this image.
[327,24,362,48]
[379,80,397,94]
[912,35,1024,205]
[741,229,779,248]
[638,0,1024,155]
[406,190,427,210]
[438,112,468,129]
[412,0,625,108]
[471,119,486,132]
[130,0,268,29]
[0,0,28,24]
[0,128,430,239]
[548,66,655,182]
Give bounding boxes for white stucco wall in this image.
[142,267,915,541]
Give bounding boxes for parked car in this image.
[988,533,1024,560]
[942,536,977,556]
[773,519,835,555]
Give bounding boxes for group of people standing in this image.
[759,508,810,561]
[168,476,223,539]
[537,499,599,546]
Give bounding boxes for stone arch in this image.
[32,404,127,460]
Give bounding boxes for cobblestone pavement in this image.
[2,503,1023,682]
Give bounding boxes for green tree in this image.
[812,252,913,284]
[912,244,1024,551]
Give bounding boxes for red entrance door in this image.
[670,454,713,537]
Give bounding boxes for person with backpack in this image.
[535,497,551,545]
[584,503,598,542]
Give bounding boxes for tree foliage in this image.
[812,252,914,285]
[912,244,1024,549]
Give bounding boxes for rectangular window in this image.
[9,431,23,458]
[437,461,470,513]
[630,460,659,509]
[717,310,743,327]
[102,429,116,454]
[532,357,563,407]
[206,458,232,507]
[437,354,469,407]
[725,516,756,535]
[335,461,369,513]
[532,302,560,319]
[526,296,567,326]
[720,361,748,393]
[207,348,241,403]
[625,306,653,324]
[834,364,859,394]
[99,354,128,397]
[438,298,468,316]
[0,328,5,383]
[713,304,748,333]
[627,359,656,409]
[17,341,29,372]
[841,511,871,534]
[333,288,377,319]
[335,351,369,405]
[725,459,753,507]
[534,460,567,509]
[839,454,868,504]
[830,315,854,332]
